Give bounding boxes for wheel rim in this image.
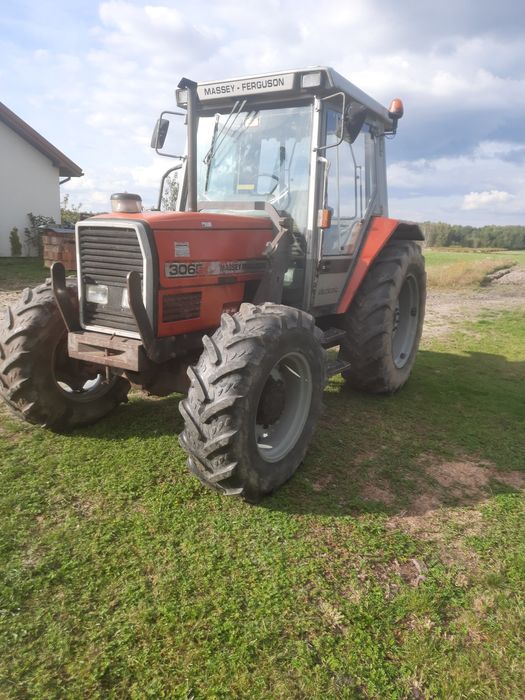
[52,334,116,401]
[392,273,420,369]
[255,351,313,463]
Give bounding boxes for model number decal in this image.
[165,259,267,278]
[165,262,203,277]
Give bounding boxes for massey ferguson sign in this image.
[197,73,295,100]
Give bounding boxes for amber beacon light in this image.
[388,98,404,134]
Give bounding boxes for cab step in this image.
[320,327,347,349]
[326,358,352,378]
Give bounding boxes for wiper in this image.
[203,99,246,191]
[204,113,220,192]
[203,99,247,166]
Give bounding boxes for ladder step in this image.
[326,359,352,378]
[320,327,347,349]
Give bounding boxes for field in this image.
[0,252,524,699]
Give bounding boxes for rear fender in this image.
[336,216,423,314]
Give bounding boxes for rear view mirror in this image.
[151,118,170,149]
[345,103,368,144]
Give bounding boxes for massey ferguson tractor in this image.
[0,67,425,500]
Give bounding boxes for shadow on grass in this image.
[264,349,525,517]
[69,349,525,518]
[70,392,185,440]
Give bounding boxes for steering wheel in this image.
[257,173,291,210]
[256,173,280,196]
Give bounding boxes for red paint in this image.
[104,211,274,336]
[336,216,400,314]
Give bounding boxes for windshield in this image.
[196,104,313,232]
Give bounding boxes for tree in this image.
[161,173,179,211]
[60,194,87,227]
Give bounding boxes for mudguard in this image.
[336,216,424,314]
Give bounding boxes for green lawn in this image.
[0,258,49,291]
[1,257,524,698]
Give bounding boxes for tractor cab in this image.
[152,67,402,311]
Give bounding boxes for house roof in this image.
[0,102,83,178]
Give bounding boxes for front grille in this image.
[78,226,144,333]
[162,292,201,322]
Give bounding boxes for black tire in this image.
[179,303,326,501]
[0,280,130,430]
[340,240,426,394]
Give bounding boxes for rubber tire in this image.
[340,240,426,394]
[0,280,130,430]
[179,303,326,501]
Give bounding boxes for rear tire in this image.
[179,303,326,501]
[340,240,426,393]
[0,281,130,430]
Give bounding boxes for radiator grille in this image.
[162,292,201,322]
[79,226,144,333]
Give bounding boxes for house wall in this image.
[0,120,61,257]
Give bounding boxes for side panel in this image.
[336,216,421,315]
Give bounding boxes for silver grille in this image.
[78,226,144,334]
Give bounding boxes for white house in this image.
[0,102,83,257]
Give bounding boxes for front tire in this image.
[179,303,326,500]
[340,240,426,394]
[0,281,130,430]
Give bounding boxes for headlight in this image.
[301,71,322,88]
[85,284,109,305]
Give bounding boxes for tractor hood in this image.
[92,210,274,233]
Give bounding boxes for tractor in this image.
[0,67,425,500]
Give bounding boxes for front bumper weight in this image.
[68,331,147,372]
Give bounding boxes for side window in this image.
[322,109,367,256]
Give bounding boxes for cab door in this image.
[311,104,374,309]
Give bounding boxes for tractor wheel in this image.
[0,281,130,430]
[340,240,426,394]
[179,303,326,501]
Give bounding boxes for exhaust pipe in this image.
[178,77,199,212]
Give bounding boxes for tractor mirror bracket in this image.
[151,110,186,159]
[314,92,347,153]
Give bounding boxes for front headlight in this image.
[85,284,109,305]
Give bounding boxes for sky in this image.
[1,0,524,226]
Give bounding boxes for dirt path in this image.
[423,274,525,341]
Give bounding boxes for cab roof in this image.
[176,66,394,129]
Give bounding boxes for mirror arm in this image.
[314,92,347,153]
[152,110,186,158]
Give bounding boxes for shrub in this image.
[9,227,22,256]
[24,212,55,257]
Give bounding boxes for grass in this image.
[425,248,525,288]
[0,258,49,291]
[1,253,524,698]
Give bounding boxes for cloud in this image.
[388,139,525,224]
[3,0,525,224]
[462,190,515,211]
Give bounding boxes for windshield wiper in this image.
[203,99,247,192]
[204,113,220,192]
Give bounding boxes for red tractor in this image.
[0,67,425,500]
